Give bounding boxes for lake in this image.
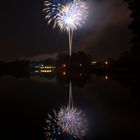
[0,71,140,140]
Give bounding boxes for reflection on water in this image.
[68,82,73,108]
[31,69,93,88]
[44,82,88,140]
[44,107,88,140]
[0,68,140,140]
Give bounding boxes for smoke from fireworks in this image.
[43,0,88,56]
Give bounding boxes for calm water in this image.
[0,71,140,140]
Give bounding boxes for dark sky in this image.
[0,0,131,61]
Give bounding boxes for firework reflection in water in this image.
[44,81,88,139]
[44,110,61,140]
[44,108,88,140]
[58,107,88,139]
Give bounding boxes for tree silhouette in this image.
[56,51,91,70]
[56,53,70,69]
[71,51,91,70]
[124,0,140,61]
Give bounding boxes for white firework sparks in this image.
[57,107,88,139]
[44,110,61,140]
[43,0,88,32]
[43,0,88,56]
[44,107,88,139]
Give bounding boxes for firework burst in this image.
[43,0,88,56]
[43,0,88,32]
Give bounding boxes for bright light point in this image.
[62,71,66,75]
[92,61,97,64]
[105,61,108,65]
[62,64,66,67]
[65,17,74,25]
[40,70,52,73]
[105,76,108,80]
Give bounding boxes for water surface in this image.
[0,71,140,140]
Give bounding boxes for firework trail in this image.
[43,0,88,56]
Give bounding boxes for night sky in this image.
[0,0,131,61]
